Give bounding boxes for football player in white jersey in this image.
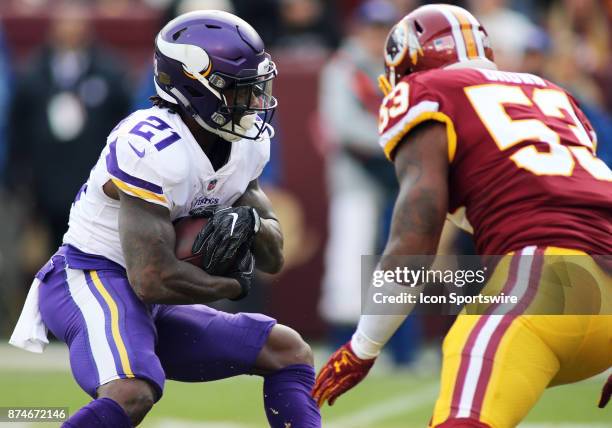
[10,11,321,428]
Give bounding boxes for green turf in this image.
[0,369,608,427]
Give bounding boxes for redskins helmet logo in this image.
[385,21,408,67]
[385,20,423,67]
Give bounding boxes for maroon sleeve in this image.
[377,74,457,162]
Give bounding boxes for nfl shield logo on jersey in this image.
[207,179,218,191]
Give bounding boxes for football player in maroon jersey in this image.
[312,4,611,427]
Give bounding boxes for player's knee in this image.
[291,333,314,367]
[275,325,314,367]
[259,324,314,371]
[434,418,492,428]
[97,378,156,426]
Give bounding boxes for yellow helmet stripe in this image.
[449,6,478,59]
[462,8,486,57]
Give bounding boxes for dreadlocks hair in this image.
[149,95,180,114]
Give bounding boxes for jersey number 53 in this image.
[465,84,611,181]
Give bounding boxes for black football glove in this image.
[227,250,255,301]
[190,206,260,275]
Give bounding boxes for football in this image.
[174,216,208,267]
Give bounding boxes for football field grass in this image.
[0,345,609,427]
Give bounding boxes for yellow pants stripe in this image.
[90,270,135,378]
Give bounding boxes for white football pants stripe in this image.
[65,267,119,385]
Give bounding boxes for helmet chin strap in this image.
[253,119,276,140]
[261,122,275,139]
[217,114,275,142]
[169,87,273,142]
[378,75,392,96]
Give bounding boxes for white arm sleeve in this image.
[351,275,423,360]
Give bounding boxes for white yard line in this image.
[326,383,439,428]
[0,424,42,428]
[0,343,70,371]
[3,422,608,428]
[146,420,252,428]
[0,421,254,428]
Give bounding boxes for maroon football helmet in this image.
[379,4,494,95]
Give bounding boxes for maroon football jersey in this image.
[378,67,612,255]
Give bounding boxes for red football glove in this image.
[311,341,375,407]
[598,374,611,408]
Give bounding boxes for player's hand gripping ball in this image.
[190,205,260,275]
[174,206,260,300]
[225,250,255,301]
[311,341,376,407]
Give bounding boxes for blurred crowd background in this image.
[0,0,610,368]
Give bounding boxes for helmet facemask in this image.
[208,60,278,142]
[162,59,277,143]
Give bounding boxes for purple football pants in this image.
[38,250,276,400]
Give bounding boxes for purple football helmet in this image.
[154,10,277,141]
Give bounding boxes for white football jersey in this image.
[63,106,270,267]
